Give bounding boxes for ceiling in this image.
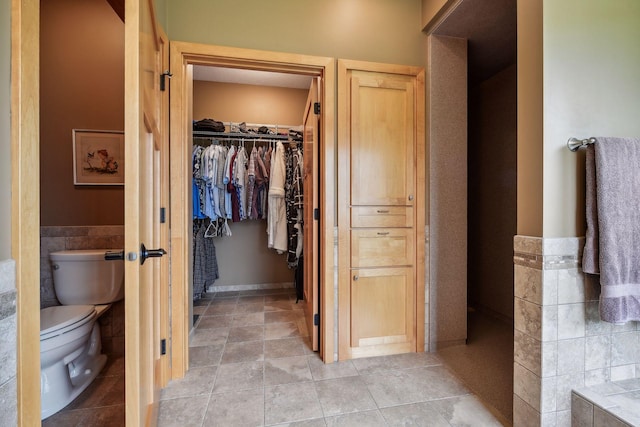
[193,66,313,90]
[433,0,517,86]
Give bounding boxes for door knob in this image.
[140,243,166,265]
[104,250,125,261]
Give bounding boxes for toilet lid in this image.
[40,305,95,337]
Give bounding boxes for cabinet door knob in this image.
[408,194,414,201]
[353,275,359,281]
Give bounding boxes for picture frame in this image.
[72,129,124,185]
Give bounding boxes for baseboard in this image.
[207,281,294,293]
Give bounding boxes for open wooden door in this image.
[124,0,166,425]
[302,77,320,351]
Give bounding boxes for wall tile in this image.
[543,237,581,257]
[514,235,542,255]
[515,265,543,304]
[515,329,542,376]
[515,297,542,340]
[585,368,610,387]
[0,260,16,294]
[611,332,640,366]
[557,269,584,304]
[541,375,557,413]
[0,378,17,427]
[542,305,559,342]
[514,362,542,411]
[557,338,585,375]
[542,341,559,378]
[585,335,611,370]
[540,411,558,427]
[513,394,541,427]
[556,372,585,411]
[556,409,572,427]
[586,301,613,336]
[557,303,585,340]
[0,313,17,385]
[611,364,636,382]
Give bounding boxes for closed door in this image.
[338,59,425,360]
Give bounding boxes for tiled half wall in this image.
[0,259,17,426]
[513,236,640,427]
[40,225,125,355]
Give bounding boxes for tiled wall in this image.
[0,259,17,426]
[40,225,125,354]
[513,236,640,427]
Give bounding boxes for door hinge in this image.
[313,313,319,326]
[314,102,320,115]
[160,70,173,91]
[160,339,167,355]
[313,208,319,220]
[160,207,166,223]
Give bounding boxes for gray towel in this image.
[583,137,640,323]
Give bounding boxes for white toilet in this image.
[40,249,124,420]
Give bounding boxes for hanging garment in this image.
[192,220,219,299]
[267,142,287,253]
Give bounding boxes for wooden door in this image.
[303,77,320,351]
[338,60,425,360]
[124,0,166,424]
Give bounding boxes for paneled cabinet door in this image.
[349,267,416,358]
[349,72,415,207]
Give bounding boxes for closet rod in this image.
[567,137,597,152]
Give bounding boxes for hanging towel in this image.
[583,137,640,323]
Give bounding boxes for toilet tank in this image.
[49,249,124,305]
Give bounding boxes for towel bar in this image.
[567,137,597,152]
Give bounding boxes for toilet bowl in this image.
[40,249,124,420]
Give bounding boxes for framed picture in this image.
[73,129,124,185]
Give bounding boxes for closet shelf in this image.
[193,131,291,140]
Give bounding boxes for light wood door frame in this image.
[337,59,426,360]
[11,0,171,425]
[169,42,336,374]
[11,0,41,425]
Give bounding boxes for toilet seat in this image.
[40,305,96,340]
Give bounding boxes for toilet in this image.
[40,249,124,420]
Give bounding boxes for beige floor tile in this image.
[307,355,358,381]
[324,410,387,427]
[265,338,307,359]
[160,366,217,400]
[265,309,304,324]
[158,395,209,427]
[227,325,265,342]
[220,340,264,364]
[42,404,125,427]
[65,374,125,410]
[314,376,377,416]
[430,394,505,426]
[197,314,233,329]
[265,322,302,340]
[190,326,230,347]
[233,302,265,314]
[264,356,313,386]
[379,402,450,427]
[232,312,265,327]
[203,387,264,426]
[213,361,264,393]
[265,382,323,425]
[189,344,224,368]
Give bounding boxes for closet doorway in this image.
[169,42,336,378]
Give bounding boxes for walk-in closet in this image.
[189,66,319,354]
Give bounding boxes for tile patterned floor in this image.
[41,353,125,426]
[157,288,506,427]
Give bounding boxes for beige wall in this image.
[516,0,544,237]
[428,35,467,347]
[421,0,453,30]
[166,0,426,67]
[193,81,308,288]
[542,0,640,237]
[468,65,517,320]
[0,0,10,260]
[40,0,124,226]
[193,81,308,126]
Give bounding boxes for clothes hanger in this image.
[204,218,218,238]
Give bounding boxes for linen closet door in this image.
[338,60,425,360]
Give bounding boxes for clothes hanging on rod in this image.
[192,218,220,300]
[191,134,305,272]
